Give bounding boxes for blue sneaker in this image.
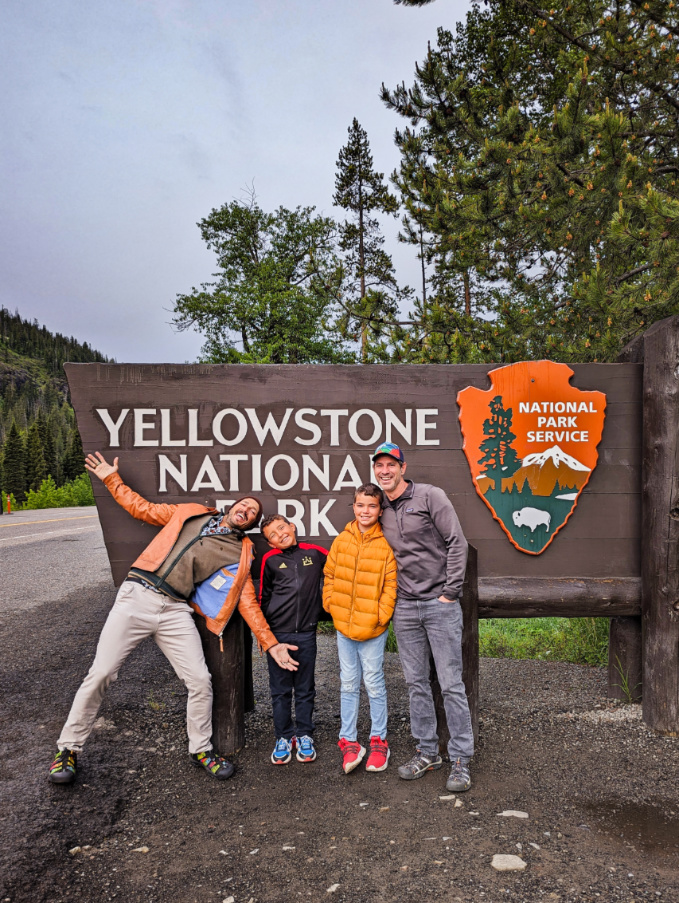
[296,735,317,763]
[271,737,294,765]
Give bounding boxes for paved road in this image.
[0,506,112,613]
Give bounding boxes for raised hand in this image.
[85,451,119,482]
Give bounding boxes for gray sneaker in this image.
[446,758,471,792]
[397,750,443,780]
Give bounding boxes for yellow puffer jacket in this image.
[323,520,397,641]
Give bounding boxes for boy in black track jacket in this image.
[259,515,327,765]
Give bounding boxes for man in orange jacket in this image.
[48,451,298,786]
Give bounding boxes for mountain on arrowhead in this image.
[501,444,590,497]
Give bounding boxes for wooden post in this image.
[641,316,679,733]
[195,612,245,755]
[607,616,642,702]
[431,545,480,755]
[244,629,255,713]
[607,334,645,701]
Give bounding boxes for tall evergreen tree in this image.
[384,0,679,361]
[3,421,26,504]
[63,426,85,482]
[26,420,47,492]
[333,119,405,361]
[35,409,58,483]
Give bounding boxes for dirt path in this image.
[1,585,678,903]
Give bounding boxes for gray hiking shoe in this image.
[446,758,471,792]
[397,750,443,780]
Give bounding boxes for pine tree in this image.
[35,408,58,483]
[3,421,26,504]
[383,0,679,361]
[63,426,85,482]
[25,420,47,492]
[333,119,404,361]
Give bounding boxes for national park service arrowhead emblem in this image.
[457,361,606,555]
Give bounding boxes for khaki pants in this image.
[58,580,213,754]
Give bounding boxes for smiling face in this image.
[372,454,407,499]
[224,497,260,530]
[262,517,297,550]
[353,492,382,533]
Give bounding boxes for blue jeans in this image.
[392,597,474,762]
[336,630,388,741]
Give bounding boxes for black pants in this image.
[267,630,317,740]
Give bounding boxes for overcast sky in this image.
[2,0,470,363]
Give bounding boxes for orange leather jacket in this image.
[103,472,277,650]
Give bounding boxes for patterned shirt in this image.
[200,515,233,537]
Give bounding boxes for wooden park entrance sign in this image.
[64,315,679,748]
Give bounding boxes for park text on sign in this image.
[94,406,440,536]
[457,361,607,555]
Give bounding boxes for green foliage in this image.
[172,195,353,364]
[479,617,609,665]
[26,420,47,492]
[333,119,409,361]
[2,492,17,513]
[2,421,26,503]
[62,426,85,483]
[383,0,679,361]
[21,473,94,509]
[0,307,108,497]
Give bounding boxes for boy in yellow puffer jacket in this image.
[323,483,397,773]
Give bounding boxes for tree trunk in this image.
[640,315,679,733]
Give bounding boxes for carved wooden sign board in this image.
[65,362,642,590]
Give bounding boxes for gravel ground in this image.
[1,583,678,903]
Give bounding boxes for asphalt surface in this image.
[1,506,678,902]
[0,506,112,612]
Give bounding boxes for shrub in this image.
[21,474,94,509]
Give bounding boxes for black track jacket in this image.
[258,543,327,633]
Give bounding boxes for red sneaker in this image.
[365,736,390,772]
[338,738,365,774]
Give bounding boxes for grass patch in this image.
[479,617,609,666]
[318,616,609,667]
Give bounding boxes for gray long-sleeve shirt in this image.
[380,480,468,601]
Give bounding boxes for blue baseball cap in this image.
[372,442,406,463]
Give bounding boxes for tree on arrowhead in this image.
[478,396,521,487]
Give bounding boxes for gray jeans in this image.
[393,596,474,763]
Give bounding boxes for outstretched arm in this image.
[86,451,179,527]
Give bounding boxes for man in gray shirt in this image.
[373,442,474,792]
